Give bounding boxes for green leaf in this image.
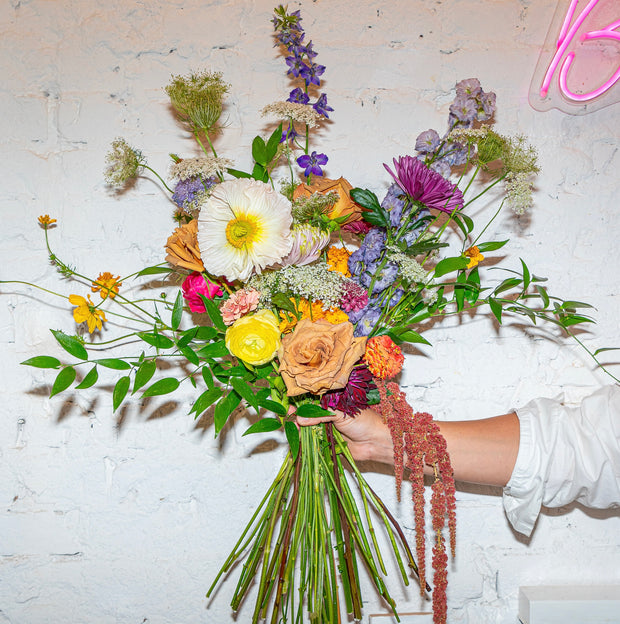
[199,296,226,331]
[242,417,282,436]
[466,267,481,305]
[190,387,222,417]
[113,376,130,411]
[142,377,180,397]
[177,327,198,348]
[139,332,175,349]
[349,188,390,229]
[231,377,258,412]
[50,366,77,397]
[95,358,131,370]
[214,391,242,435]
[494,277,522,295]
[393,329,431,345]
[76,366,99,389]
[21,356,61,369]
[251,162,268,182]
[452,213,474,237]
[476,240,509,253]
[194,326,219,341]
[559,315,595,328]
[252,135,267,165]
[271,292,298,313]
[434,256,469,278]
[520,258,531,291]
[455,271,466,312]
[51,329,88,360]
[594,347,620,355]
[257,397,287,416]
[560,300,596,310]
[265,124,283,162]
[179,345,200,367]
[202,365,215,390]
[536,285,550,308]
[171,290,184,330]
[285,421,300,459]
[296,403,332,418]
[196,340,229,359]
[133,359,157,394]
[226,167,252,179]
[135,265,174,277]
[489,298,503,324]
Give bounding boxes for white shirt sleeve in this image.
[502,385,620,536]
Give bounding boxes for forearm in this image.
[353,409,520,487]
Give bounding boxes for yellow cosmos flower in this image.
[326,245,351,277]
[225,309,281,366]
[69,294,107,333]
[38,215,57,228]
[91,272,122,299]
[464,245,484,269]
[197,179,293,282]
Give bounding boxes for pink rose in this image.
[221,288,260,325]
[181,272,223,313]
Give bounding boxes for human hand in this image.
[294,406,395,464]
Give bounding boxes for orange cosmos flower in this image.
[91,272,122,299]
[364,335,405,380]
[69,294,107,333]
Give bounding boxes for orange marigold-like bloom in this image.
[91,272,122,299]
[38,215,57,228]
[279,310,298,334]
[364,335,405,379]
[464,245,484,269]
[323,307,349,324]
[69,294,107,333]
[326,245,351,277]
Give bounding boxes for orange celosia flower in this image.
[69,294,107,333]
[364,335,405,379]
[91,272,122,299]
[464,245,484,269]
[38,215,57,228]
[326,245,351,277]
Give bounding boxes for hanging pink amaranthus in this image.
[374,379,456,624]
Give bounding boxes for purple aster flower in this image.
[287,87,310,104]
[384,155,464,213]
[172,176,215,208]
[449,95,477,125]
[455,78,482,99]
[312,93,334,118]
[339,280,369,313]
[320,363,376,417]
[300,62,325,87]
[415,129,441,154]
[296,151,328,177]
[381,183,407,227]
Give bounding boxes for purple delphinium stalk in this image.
[312,93,333,118]
[320,363,376,416]
[348,305,382,337]
[297,151,328,177]
[358,261,399,295]
[381,183,407,227]
[385,156,464,213]
[347,228,387,276]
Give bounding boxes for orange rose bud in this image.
[364,335,405,380]
[292,176,362,224]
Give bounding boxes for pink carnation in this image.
[221,288,260,325]
[181,272,223,313]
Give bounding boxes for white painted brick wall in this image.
[1,1,618,622]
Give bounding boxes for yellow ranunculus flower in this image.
[225,309,281,366]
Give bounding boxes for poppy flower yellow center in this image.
[225,214,262,249]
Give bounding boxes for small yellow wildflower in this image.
[69,294,107,333]
[91,272,122,300]
[464,245,484,269]
[326,245,351,277]
[38,215,57,228]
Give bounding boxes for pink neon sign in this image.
[529,0,620,114]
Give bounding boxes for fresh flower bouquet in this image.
[5,6,607,624]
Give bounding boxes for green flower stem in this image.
[471,198,506,248]
[199,132,225,182]
[142,165,174,193]
[463,172,506,209]
[0,280,66,300]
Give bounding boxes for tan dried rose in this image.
[292,176,362,224]
[165,220,205,273]
[278,318,367,396]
